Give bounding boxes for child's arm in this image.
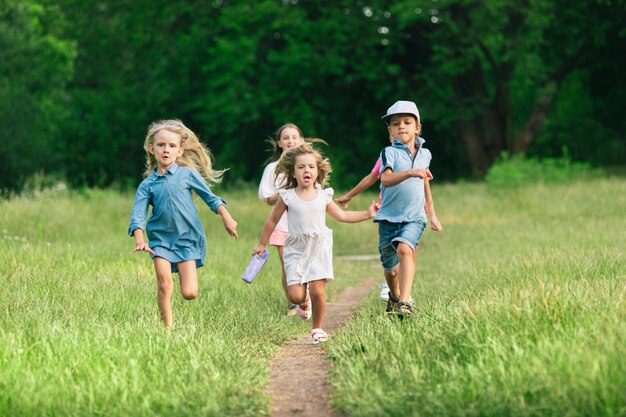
[186,170,238,238]
[129,182,154,254]
[252,198,287,256]
[264,193,280,205]
[216,205,239,239]
[326,200,379,223]
[424,178,442,232]
[380,167,433,187]
[336,172,378,208]
[258,163,279,206]
[132,228,155,254]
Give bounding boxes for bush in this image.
[0,172,69,200]
[485,150,604,188]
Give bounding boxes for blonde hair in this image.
[266,123,328,161]
[275,143,332,189]
[143,119,225,184]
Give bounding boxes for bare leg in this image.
[299,286,310,313]
[386,246,418,301]
[384,267,399,300]
[396,243,416,303]
[287,283,308,305]
[153,257,174,328]
[308,280,326,330]
[277,246,295,308]
[177,261,198,300]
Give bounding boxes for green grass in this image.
[327,179,626,417]
[1,179,625,416]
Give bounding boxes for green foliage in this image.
[1,0,625,192]
[485,150,604,188]
[534,70,626,166]
[388,0,626,177]
[0,0,75,192]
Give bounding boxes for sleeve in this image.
[128,181,150,236]
[323,188,334,204]
[371,157,382,180]
[277,189,289,206]
[258,162,277,202]
[188,170,226,213]
[424,148,432,169]
[379,147,395,175]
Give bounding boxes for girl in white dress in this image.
[258,123,327,317]
[253,144,379,343]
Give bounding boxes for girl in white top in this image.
[258,123,326,318]
[253,144,379,344]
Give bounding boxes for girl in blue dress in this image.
[129,119,238,327]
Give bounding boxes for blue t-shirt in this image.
[374,137,431,224]
[128,164,225,271]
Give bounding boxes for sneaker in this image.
[385,292,399,315]
[286,305,298,317]
[397,301,413,320]
[379,283,389,301]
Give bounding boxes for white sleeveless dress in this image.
[278,188,334,286]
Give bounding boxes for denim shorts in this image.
[378,220,426,272]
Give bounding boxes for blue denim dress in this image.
[129,164,225,272]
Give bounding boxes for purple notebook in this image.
[242,249,269,284]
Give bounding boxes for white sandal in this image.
[311,328,328,344]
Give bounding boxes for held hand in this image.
[429,215,443,232]
[266,192,279,206]
[367,200,381,218]
[336,194,351,208]
[133,242,155,255]
[252,243,266,258]
[425,169,434,181]
[413,169,431,179]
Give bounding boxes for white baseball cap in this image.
[381,100,420,125]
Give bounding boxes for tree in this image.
[56,0,224,187]
[0,0,75,192]
[389,0,626,177]
[40,0,625,188]
[195,1,403,185]
[55,0,411,187]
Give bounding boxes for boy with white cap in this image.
[374,100,442,319]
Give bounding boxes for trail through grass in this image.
[1,179,624,416]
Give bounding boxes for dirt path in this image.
[266,277,378,417]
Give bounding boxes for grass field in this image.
[1,179,624,416]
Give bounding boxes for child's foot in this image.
[286,305,298,317]
[397,301,413,320]
[311,328,328,344]
[385,291,399,315]
[379,282,389,301]
[296,303,311,320]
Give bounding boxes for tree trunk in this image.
[514,80,558,154]
[454,42,514,178]
[457,103,510,179]
[456,118,491,179]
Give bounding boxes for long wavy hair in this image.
[275,143,332,189]
[143,119,226,184]
[266,123,328,162]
